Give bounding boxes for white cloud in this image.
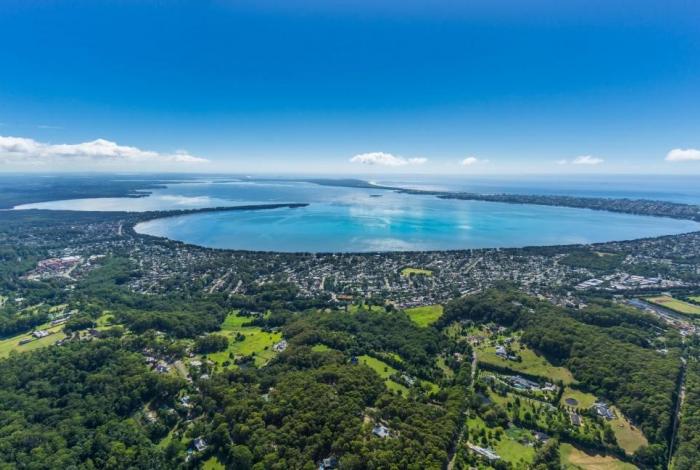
[571,155,604,165]
[666,148,700,162]
[460,156,483,166]
[0,135,208,168]
[556,159,568,165]
[350,152,427,166]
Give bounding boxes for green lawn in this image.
[0,323,67,358]
[560,387,598,409]
[404,304,443,327]
[560,443,637,469]
[400,267,433,277]
[311,343,332,352]
[477,341,575,384]
[610,406,647,455]
[689,296,700,303]
[206,311,282,368]
[466,414,535,466]
[94,313,118,331]
[358,355,408,395]
[646,296,700,315]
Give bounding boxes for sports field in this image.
[400,267,433,277]
[646,296,700,315]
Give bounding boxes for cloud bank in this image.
[572,155,604,165]
[350,152,427,166]
[666,148,700,162]
[0,135,208,168]
[460,156,483,166]
[557,155,604,166]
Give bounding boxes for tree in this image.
[229,445,253,470]
[195,334,229,353]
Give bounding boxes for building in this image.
[592,402,615,420]
[193,437,207,452]
[467,443,500,462]
[372,424,390,438]
[318,456,337,470]
[570,412,582,427]
[508,375,540,391]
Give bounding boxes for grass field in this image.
[404,304,443,327]
[48,303,67,313]
[689,296,700,303]
[207,311,282,368]
[467,414,535,466]
[560,443,638,470]
[0,323,67,358]
[560,387,598,409]
[311,343,332,352]
[94,313,117,331]
[477,341,575,384]
[610,406,647,455]
[646,296,700,315]
[400,267,433,277]
[358,354,409,395]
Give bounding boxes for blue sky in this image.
[1,0,699,174]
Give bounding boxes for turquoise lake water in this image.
[17,180,700,252]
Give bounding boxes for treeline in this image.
[673,357,700,470]
[229,281,332,312]
[442,289,681,463]
[436,192,700,222]
[0,174,167,209]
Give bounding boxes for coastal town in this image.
[5,208,700,317]
[2,193,700,469]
